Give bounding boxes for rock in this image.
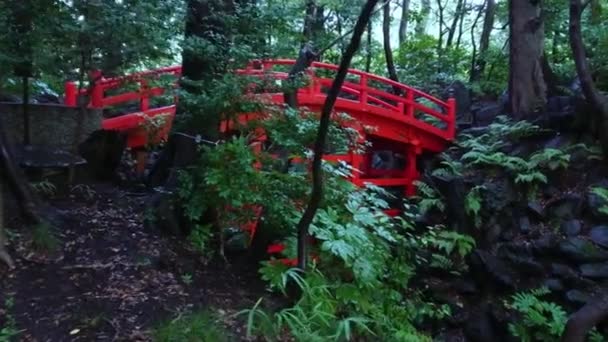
[546,194,584,220]
[0,93,21,102]
[469,249,517,289]
[432,174,467,234]
[544,134,573,150]
[551,263,580,280]
[483,177,517,212]
[452,278,478,294]
[34,92,60,104]
[587,190,608,221]
[473,104,502,127]
[561,220,582,237]
[14,144,87,168]
[530,233,560,255]
[79,130,127,180]
[502,252,544,275]
[527,201,545,220]
[443,80,472,124]
[580,263,608,279]
[589,225,608,248]
[566,289,591,305]
[544,278,565,292]
[464,304,499,342]
[558,238,608,262]
[519,216,532,234]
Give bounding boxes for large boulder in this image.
[443,80,472,124]
[558,238,608,262]
[472,102,502,127]
[589,225,608,248]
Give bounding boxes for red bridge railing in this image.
[63,59,455,147]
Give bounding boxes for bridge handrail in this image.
[63,59,455,141]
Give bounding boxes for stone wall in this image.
[0,103,102,150]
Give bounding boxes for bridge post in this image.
[405,141,422,196]
[446,94,456,139]
[405,91,415,117]
[140,80,149,111]
[64,82,77,107]
[360,75,368,105]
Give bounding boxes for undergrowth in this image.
[153,310,229,342]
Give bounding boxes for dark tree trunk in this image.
[303,0,325,43]
[455,0,468,49]
[469,2,485,82]
[508,0,546,118]
[415,0,430,36]
[436,0,446,52]
[383,1,400,89]
[398,0,410,45]
[569,0,608,156]
[470,0,495,81]
[295,0,379,270]
[0,181,15,269]
[11,1,33,145]
[0,119,44,225]
[366,22,373,72]
[180,0,234,139]
[446,0,464,48]
[562,290,608,342]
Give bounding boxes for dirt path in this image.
[0,183,268,341]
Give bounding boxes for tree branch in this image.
[295,0,380,270]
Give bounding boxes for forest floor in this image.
[0,182,269,341]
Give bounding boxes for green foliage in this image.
[591,186,608,216]
[0,297,19,342]
[188,224,214,257]
[31,222,59,253]
[395,34,470,90]
[153,310,229,342]
[413,181,446,214]
[505,287,567,342]
[465,186,485,228]
[31,180,57,197]
[419,225,476,273]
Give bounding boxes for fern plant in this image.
[413,181,445,214]
[505,287,567,342]
[465,186,485,228]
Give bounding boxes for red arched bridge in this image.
[64,59,455,200]
[64,60,455,257]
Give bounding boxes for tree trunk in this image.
[415,0,430,36]
[508,0,546,118]
[366,22,373,72]
[470,0,495,81]
[561,290,608,342]
[0,181,15,269]
[455,0,468,49]
[383,1,400,88]
[303,0,324,44]
[541,54,561,97]
[295,0,379,270]
[398,0,410,45]
[446,0,464,48]
[469,2,485,82]
[180,0,233,139]
[569,0,608,156]
[0,116,44,225]
[436,0,446,52]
